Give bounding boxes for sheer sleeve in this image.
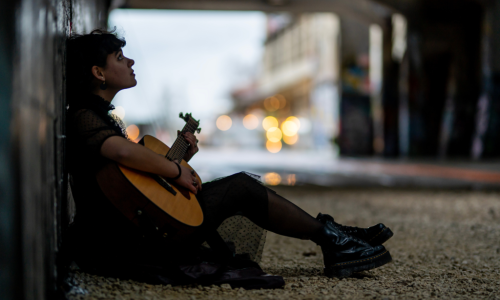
[72,109,125,158]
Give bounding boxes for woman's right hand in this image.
[172,161,201,194]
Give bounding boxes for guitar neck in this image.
[166,119,199,162]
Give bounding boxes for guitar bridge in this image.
[153,175,177,196]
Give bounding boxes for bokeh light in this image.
[283,134,299,145]
[281,120,299,136]
[266,140,282,153]
[263,95,287,112]
[216,115,232,131]
[126,124,140,141]
[286,116,300,128]
[263,172,282,185]
[243,114,259,130]
[112,106,125,119]
[262,116,278,130]
[263,96,280,112]
[276,94,287,109]
[266,127,283,142]
[287,174,296,186]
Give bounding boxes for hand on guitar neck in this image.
[100,135,201,194]
[178,131,199,163]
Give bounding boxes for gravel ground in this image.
[66,187,500,299]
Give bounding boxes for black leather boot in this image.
[316,213,393,246]
[312,224,392,278]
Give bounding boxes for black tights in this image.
[198,173,323,241]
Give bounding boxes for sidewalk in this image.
[191,148,500,189]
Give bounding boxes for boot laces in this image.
[339,225,358,234]
[320,214,368,246]
[326,217,359,234]
[329,220,365,244]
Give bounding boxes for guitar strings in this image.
[166,117,199,163]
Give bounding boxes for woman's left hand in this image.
[179,131,199,162]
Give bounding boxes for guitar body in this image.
[97,135,203,238]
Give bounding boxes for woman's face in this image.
[101,49,137,90]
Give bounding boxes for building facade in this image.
[233,13,341,152]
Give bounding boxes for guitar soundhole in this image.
[153,175,177,196]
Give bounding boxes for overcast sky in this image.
[108,9,266,125]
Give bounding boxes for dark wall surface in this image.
[0,2,21,299]
[1,0,108,299]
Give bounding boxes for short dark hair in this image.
[66,29,126,103]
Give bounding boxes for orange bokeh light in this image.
[276,94,287,109]
[263,96,279,112]
[266,127,283,143]
[283,134,299,145]
[262,116,278,131]
[243,114,259,130]
[281,120,299,136]
[285,116,300,128]
[126,124,140,141]
[263,172,282,185]
[266,140,282,153]
[263,95,287,112]
[216,115,232,131]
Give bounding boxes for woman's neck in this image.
[91,87,119,102]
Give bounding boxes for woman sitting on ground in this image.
[65,29,393,288]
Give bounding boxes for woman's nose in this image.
[129,58,135,67]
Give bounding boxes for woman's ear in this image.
[91,65,105,82]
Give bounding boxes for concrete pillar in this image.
[400,2,482,157]
[381,16,400,157]
[478,0,500,158]
[338,16,373,155]
[446,3,482,157]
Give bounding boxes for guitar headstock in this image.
[179,112,202,133]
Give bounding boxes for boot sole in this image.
[324,250,392,278]
[368,227,394,246]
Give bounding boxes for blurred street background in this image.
[108,9,500,189]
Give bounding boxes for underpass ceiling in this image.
[111,0,395,26]
[112,0,490,25]
[374,0,488,16]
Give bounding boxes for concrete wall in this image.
[0,0,108,299]
[0,2,21,299]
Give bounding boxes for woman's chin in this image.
[121,81,137,91]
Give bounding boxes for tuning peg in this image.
[197,128,202,134]
[179,112,184,119]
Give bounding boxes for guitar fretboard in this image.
[166,118,199,162]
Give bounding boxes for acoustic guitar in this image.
[96,113,203,238]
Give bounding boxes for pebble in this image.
[66,188,500,300]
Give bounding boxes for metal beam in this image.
[122,0,394,26]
